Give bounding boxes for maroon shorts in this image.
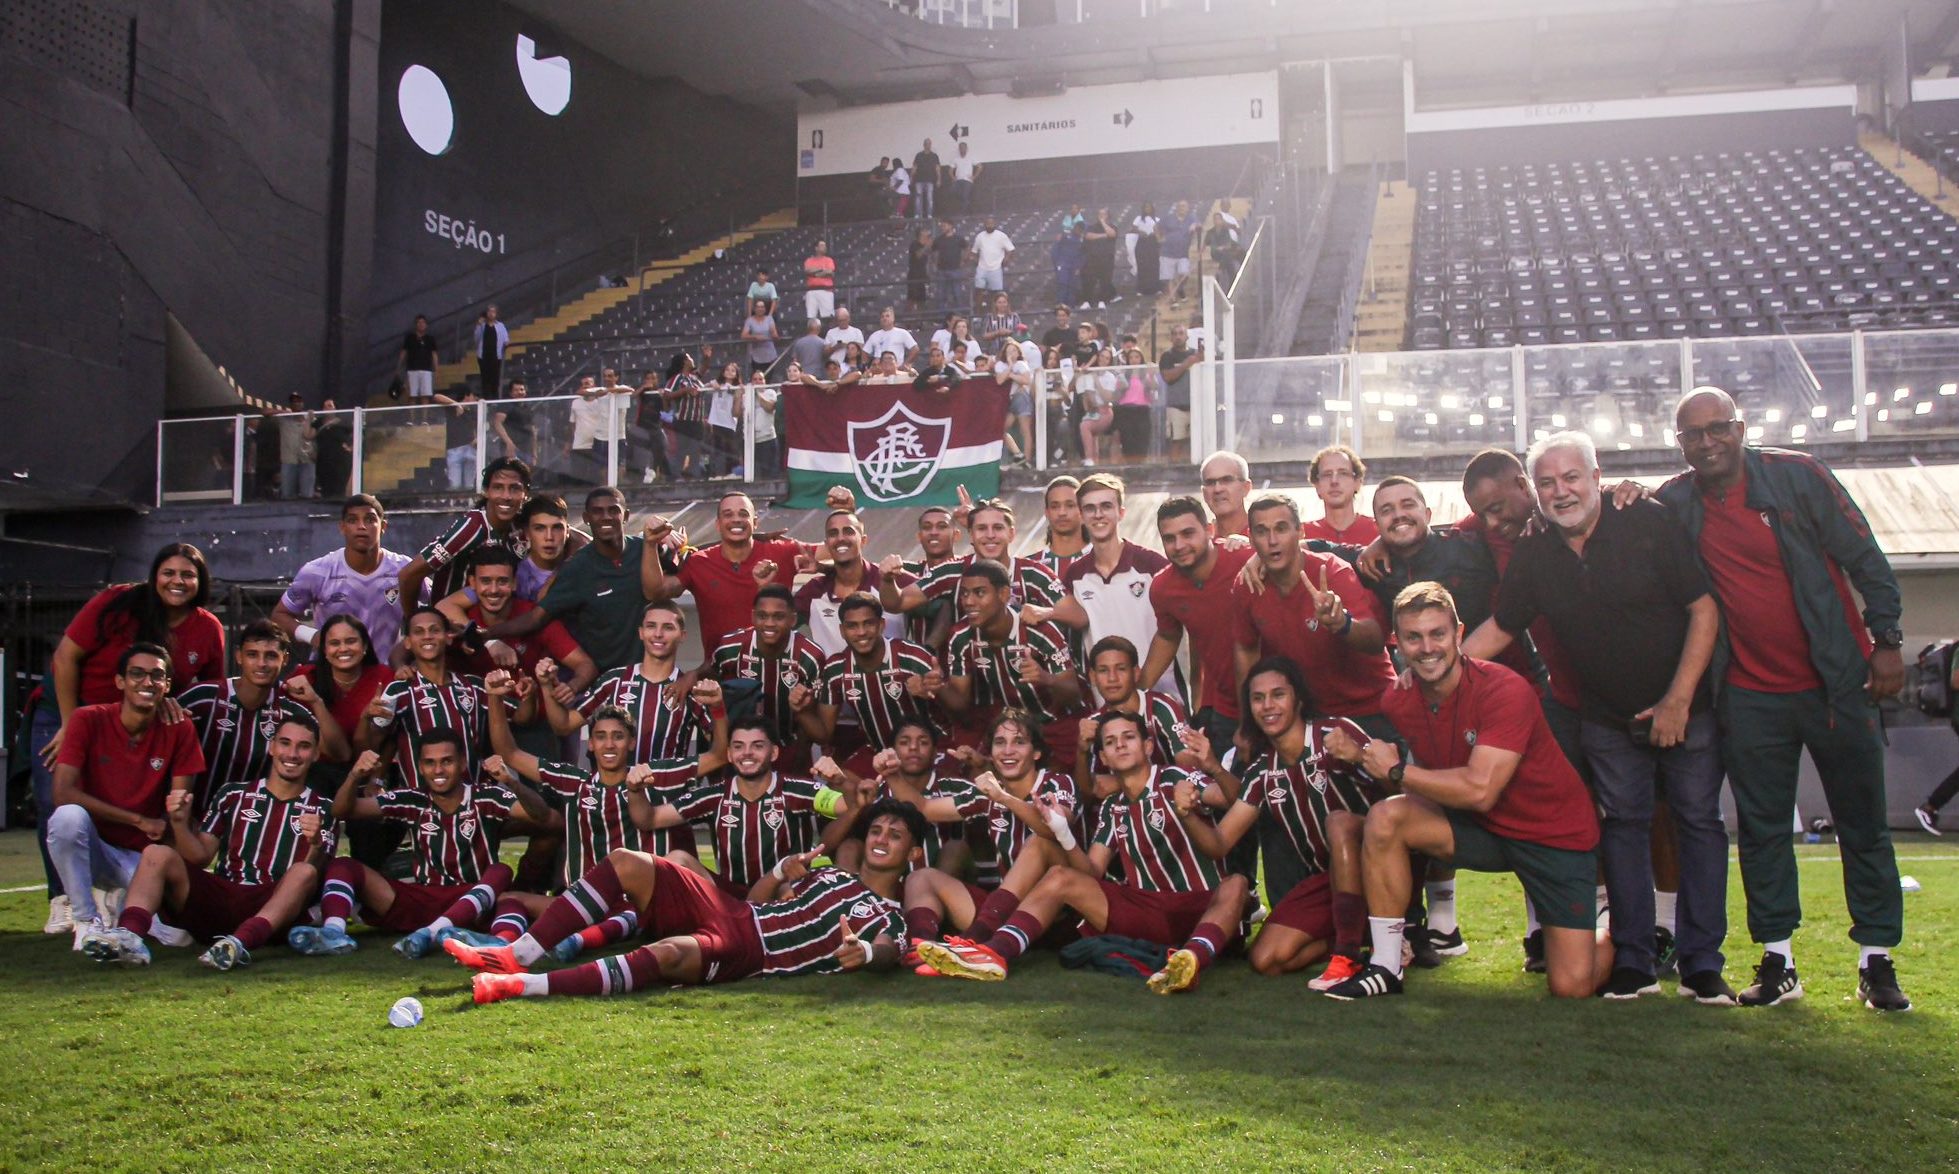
[371,880,474,933]
[646,857,764,983]
[176,871,281,942]
[1094,879,1214,946]
[1263,872,1334,940]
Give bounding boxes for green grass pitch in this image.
[2,830,1955,1171]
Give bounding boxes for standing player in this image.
[536,601,728,779]
[879,499,1063,627]
[897,505,963,650]
[179,620,347,809]
[930,560,1085,768]
[794,510,906,657]
[396,457,532,622]
[82,716,335,971]
[1142,497,1255,754]
[799,594,942,775]
[917,711,1247,994]
[273,494,416,658]
[1299,445,1379,544]
[443,548,597,704]
[711,585,827,763]
[1321,582,1611,1001]
[1027,476,1087,578]
[1199,451,1254,539]
[482,488,668,673]
[644,492,820,660]
[446,799,923,1003]
[1043,474,1179,701]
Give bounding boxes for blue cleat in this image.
[392,927,437,960]
[288,924,359,957]
[199,935,252,971]
[551,934,586,963]
[434,927,504,949]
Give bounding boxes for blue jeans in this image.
[446,444,476,489]
[913,181,934,218]
[46,805,144,922]
[936,272,964,312]
[30,704,61,896]
[1582,711,1728,976]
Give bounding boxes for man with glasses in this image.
[1300,445,1379,545]
[1657,387,1910,1012]
[1040,474,1179,703]
[1198,450,1252,539]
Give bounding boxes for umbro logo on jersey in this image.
[1265,786,1290,804]
[720,811,742,826]
[420,821,442,835]
[215,718,236,731]
[990,816,1010,832]
[579,794,600,810]
[148,757,165,771]
[239,807,264,823]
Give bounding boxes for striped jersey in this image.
[1091,767,1223,893]
[201,776,336,886]
[875,773,987,868]
[711,628,827,745]
[817,638,942,750]
[419,508,526,604]
[533,759,691,886]
[945,615,1082,721]
[375,670,490,790]
[1085,690,1190,775]
[1228,719,1377,877]
[671,773,826,890]
[180,678,312,809]
[899,556,957,647]
[577,664,714,762]
[1027,546,1082,579]
[918,553,1063,612]
[971,769,1078,871]
[752,866,906,977]
[376,783,517,886]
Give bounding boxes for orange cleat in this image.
[444,937,522,973]
[473,972,527,1005]
[1309,953,1363,992]
[914,936,1006,981]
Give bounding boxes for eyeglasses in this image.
[1677,419,1740,446]
[123,668,170,684]
[1201,475,1245,489]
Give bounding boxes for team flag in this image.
[782,383,1007,508]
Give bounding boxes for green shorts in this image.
[1443,807,1597,931]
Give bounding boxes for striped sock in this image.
[440,863,514,928]
[233,916,274,951]
[119,905,155,938]
[490,897,531,943]
[904,905,943,945]
[545,944,663,997]
[1182,921,1229,969]
[320,858,363,925]
[968,888,1022,942]
[987,910,1045,962]
[524,861,623,953]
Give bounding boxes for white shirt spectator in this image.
[952,153,979,183]
[865,326,917,364]
[824,324,864,366]
[752,385,779,444]
[889,164,911,196]
[972,229,1014,270]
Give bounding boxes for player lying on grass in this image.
[286,732,554,958]
[1171,656,1378,989]
[445,799,924,1003]
[916,709,1248,994]
[83,715,335,972]
[901,709,1079,970]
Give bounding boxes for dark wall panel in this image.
[1407,106,1857,175]
[1905,97,1959,133]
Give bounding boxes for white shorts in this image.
[1159,256,1192,282]
[974,267,1005,292]
[1165,407,1191,441]
[406,369,435,398]
[805,289,835,320]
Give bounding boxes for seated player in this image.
[798,593,942,776]
[1321,582,1612,1000]
[287,732,552,956]
[922,559,1085,769]
[902,710,1079,965]
[1075,634,1188,795]
[356,606,494,790]
[710,584,826,768]
[1173,657,1377,989]
[445,799,926,1003]
[917,710,1248,995]
[81,715,336,972]
[819,717,986,875]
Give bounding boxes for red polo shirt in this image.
[1301,515,1380,544]
[1231,549,1397,718]
[676,539,803,660]
[1151,543,1255,717]
[457,599,580,679]
[63,585,226,706]
[54,702,206,851]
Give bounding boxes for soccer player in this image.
[536,601,727,766]
[822,718,985,873]
[1198,450,1253,539]
[711,584,827,763]
[273,494,417,658]
[800,593,941,775]
[1076,635,1187,791]
[1320,582,1611,1001]
[180,620,348,809]
[1027,475,1086,578]
[641,719,840,894]
[879,498,1063,624]
[82,715,335,971]
[446,799,923,1003]
[1299,444,1379,544]
[442,547,596,699]
[644,491,820,659]
[1143,496,1255,754]
[356,606,492,790]
[1043,474,1179,702]
[917,710,1246,994]
[794,510,906,657]
[482,487,669,673]
[929,559,1085,769]
[47,644,206,945]
[397,457,532,622]
[897,505,962,649]
[290,734,552,956]
[1176,658,1376,987]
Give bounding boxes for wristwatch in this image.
[1387,762,1406,787]
[1871,627,1904,649]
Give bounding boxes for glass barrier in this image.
[1352,348,1517,460]
[1520,339,1682,452]
[1860,328,1959,441]
[360,402,470,498]
[1036,362,1166,468]
[158,416,240,505]
[1224,355,1348,464]
[1690,335,1858,449]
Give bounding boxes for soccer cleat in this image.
[1916,805,1941,836]
[44,896,73,935]
[95,887,126,924]
[472,972,528,1005]
[1858,955,1912,1012]
[199,935,252,971]
[1522,930,1547,973]
[434,927,505,949]
[81,926,151,967]
[550,934,587,963]
[1598,967,1662,1000]
[1428,926,1469,957]
[149,918,193,948]
[1308,953,1363,993]
[72,915,107,953]
[1653,926,1678,977]
[288,924,359,956]
[1321,962,1405,1001]
[1737,952,1803,1007]
[393,928,437,960]
[1146,948,1201,995]
[914,937,1006,981]
[1406,926,1443,969]
[1678,969,1739,1006]
[443,938,523,974]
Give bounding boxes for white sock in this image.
[1369,916,1407,978]
[1653,890,1677,934]
[1425,882,1458,935]
[323,916,347,934]
[1764,938,1794,965]
[426,916,454,935]
[511,933,546,966]
[1523,895,1541,936]
[520,973,550,997]
[1859,946,1890,967]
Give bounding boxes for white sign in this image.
[1405,85,1856,135]
[797,73,1278,177]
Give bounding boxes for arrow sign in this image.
[948,123,969,140]
[1112,109,1134,129]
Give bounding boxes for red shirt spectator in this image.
[63,584,225,706]
[54,701,206,851]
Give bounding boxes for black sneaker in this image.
[1653,926,1678,976]
[1678,968,1738,1006]
[1406,925,1443,969]
[1737,952,1803,1007]
[1429,926,1468,957]
[1322,962,1404,1001]
[1858,955,1912,1012]
[1522,930,1547,974]
[1598,967,1662,1000]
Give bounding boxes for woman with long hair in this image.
[708,359,745,477]
[292,613,392,746]
[841,339,869,376]
[992,338,1034,467]
[662,350,707,479]
[946,316,982,371]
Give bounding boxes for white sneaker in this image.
[94,887,126,924]
[150,917,193,948]
[1096,301,1107,309]
[44,895,73,934]
[73,915,108,953]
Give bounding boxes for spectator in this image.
[1040,304,1075,367]
[978,292,1024,346]
[249,412,279,501]
[907,227,932,311]
[493,382,535,468]
[888,155,911,219]
[1077,366,1117,466]
[823,305,863,369]
[912,344,965,395]
[565,374,608,487]
[944,316,982,369]
[865,306,919,369]
[932,218,966,312]
[840,340,869,375]
[662,352,709,480]
[1053,223,1084,309]
[1161,200,1200,305]
[864,351,912,385]
[750,367,781,476]
[803,239,836,321]
[1061,203,1088,233]
[698,341,722,381]
[1113,335,1154,459]
[473,304,509,398]
[949,140,981,213]
[313,399,352,498]
[632,370,674,485]
[275,394,318,500]
[868,156,894,216]
[399,314,439,400]
[800,356,863,396]
[1206,211,1244,287]
[741,298,780,375]
[707,360,744,477]
[747,268,778,317]
[788,316,828,377]
[1157,322,1201,462]
[912,138,941,219]
[929,308,959,357]
[1081,207,1120,309]
[968,214,1015,314]
[437,388,481,490]
[1133,202,1162,297]
[991,338,1035,466]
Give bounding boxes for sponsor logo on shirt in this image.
[215,718,236,731]
[1128,581,1147,597]
[149,756,165,771]
[720,811,742,827]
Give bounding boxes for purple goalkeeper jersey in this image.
[280,547,419,656]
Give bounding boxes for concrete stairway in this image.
[1353,179,1415,352]
[1860,131,1959,214]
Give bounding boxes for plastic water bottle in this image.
[388,996,424,1028]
